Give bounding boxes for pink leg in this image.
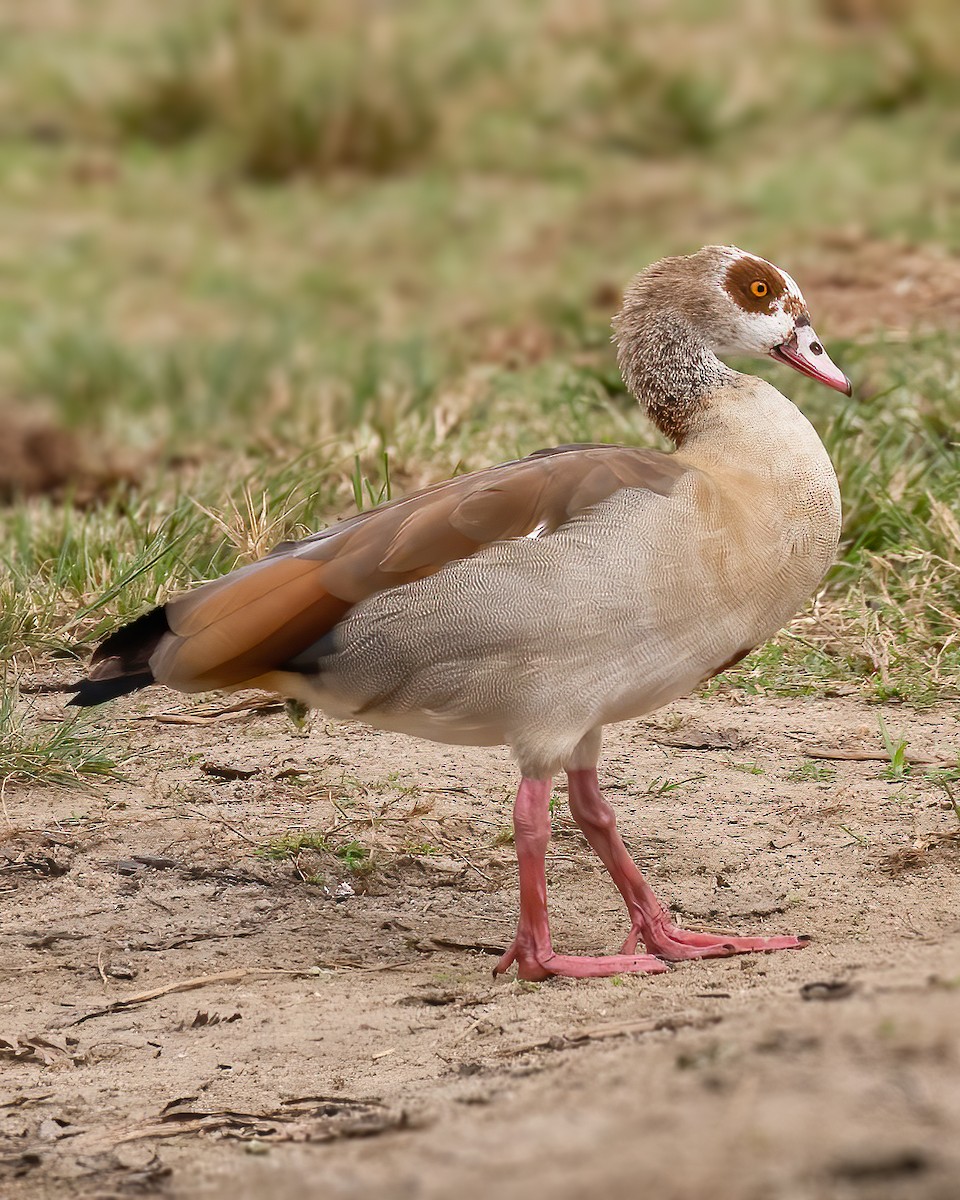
[566,769,808,961]
[495,777,669,981]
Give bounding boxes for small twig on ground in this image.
[201,762,258,780]
[498,1011,721,1056]
[648,731,742,751]
[0,1092,54,1109]
[17,682,77,695]
[428,935,507,955]
[0,965,62,974]
[806,748,947,764]
[184,807,259,847]
[98,1093,402,1150]
[68,968,278,1024]
[144,696,284,725]
[129,925,264,952]
[68,962,414,1025]
[450,851,493,883]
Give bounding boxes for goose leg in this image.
[566,768,808,960]
[495,776,668,981]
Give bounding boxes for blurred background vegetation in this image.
[3,0,960,722]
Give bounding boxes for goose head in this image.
[614,245,852,444]
[704,246,851,396]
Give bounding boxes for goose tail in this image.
[68,607,169,707]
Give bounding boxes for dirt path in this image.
[2,691,959,1199]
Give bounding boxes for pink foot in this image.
[621,917,809,960]
[567,769,809,963]
[496,937,669,982]
[498,776,671,982]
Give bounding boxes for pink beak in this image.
[770,324,852,396]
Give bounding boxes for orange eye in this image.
[750,280,768,298]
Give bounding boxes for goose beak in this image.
[770,325,852,396]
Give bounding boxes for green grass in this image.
[256,830,331,861]
[336,840,372,874]
[878,716,911,780]
[944,787,960,830]
[117,12,440,183]
[642,775,706,796]
[256,830,372,876]
[3,0,960,788]
[727,761,766,776]
[786,761,838,784]
[7,332,960,705]
[402,840,441,857]
[0,683,120,788]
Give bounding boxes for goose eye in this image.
[750,280,768,298]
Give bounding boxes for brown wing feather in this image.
[154,563,351,690]
[151,445,687,693]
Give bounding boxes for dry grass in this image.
[0,685,120,790]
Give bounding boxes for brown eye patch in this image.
[723,257,786,314]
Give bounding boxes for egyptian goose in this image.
[71,246,851,982]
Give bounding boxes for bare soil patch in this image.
[799,232,960,339]
[1,689,958,1199]
[0,406,138,503]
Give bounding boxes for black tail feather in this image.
[69,606,170,707]
[89,606,170,671]
[68,673,156,706]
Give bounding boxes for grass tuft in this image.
[256,830,330,861]
[0,685,120,789]
[878,716,910,780]
[256,830,373,877]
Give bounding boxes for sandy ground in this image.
[1,687,959,1200]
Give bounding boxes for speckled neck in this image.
[613,303,733,447]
